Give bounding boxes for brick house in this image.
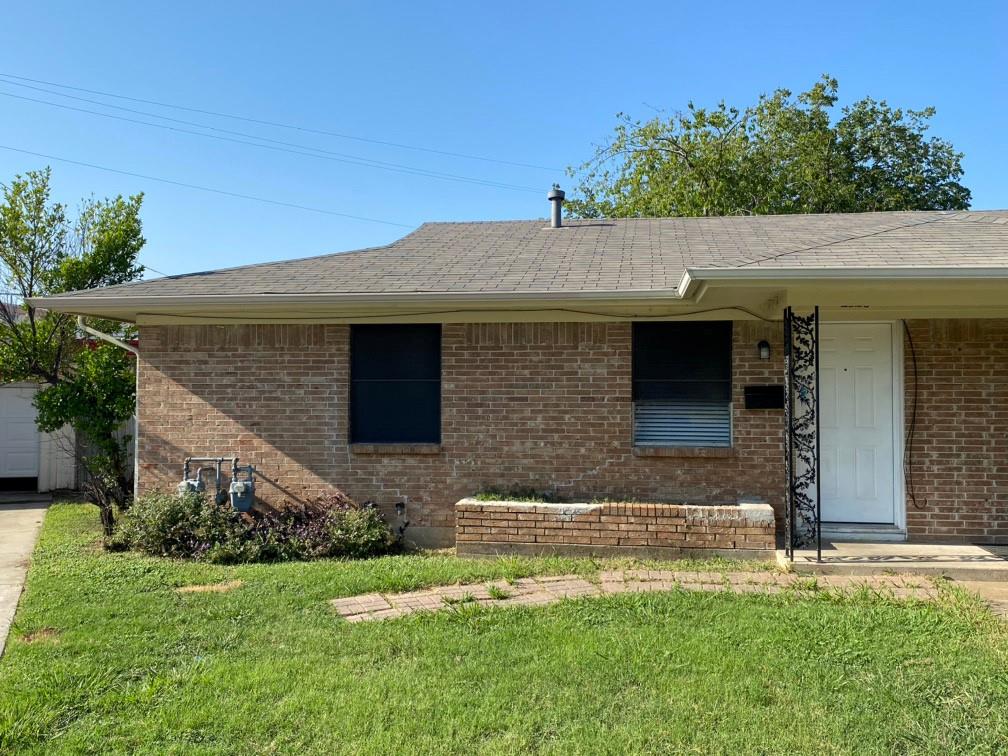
[32,201,1008,555]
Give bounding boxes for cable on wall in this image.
[902,320,924,509]
[130,305,781,323]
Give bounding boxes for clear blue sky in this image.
[1,1,1006,279]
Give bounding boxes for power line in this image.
[0,144,414,227]
[0,72,560,172]
[0,89,540,193]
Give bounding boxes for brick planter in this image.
[456,498,776,560]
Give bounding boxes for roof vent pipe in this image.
[548,184,565,228]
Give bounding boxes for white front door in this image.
[0,385,40,478]
[819,323,898,524]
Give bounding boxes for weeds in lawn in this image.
[175,579,244,594]
[789,577,820,592]
[18,627,59,644]
[442,592,477,606]
[486,585,511,600]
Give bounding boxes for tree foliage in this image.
[0,168,144,534]
[565,76,971,218]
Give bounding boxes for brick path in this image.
[330,570,941,623]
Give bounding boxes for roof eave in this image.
[679,266,1008,296]
[27,288,689,322]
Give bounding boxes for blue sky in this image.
[1,1,1005,279]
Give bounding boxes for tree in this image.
[0,168,144,534]
[565,76,971,218]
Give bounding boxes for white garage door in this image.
[0,385,40,478]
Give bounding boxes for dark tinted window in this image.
[350,325,441,443]
[632,322,732,446]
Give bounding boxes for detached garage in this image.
[0,383,76,493]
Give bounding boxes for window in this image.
[632,322,732,447]
[350,324,441,444]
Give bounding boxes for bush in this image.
[245,493,393,561]
[113,490,396,563]
[113,491,242,560]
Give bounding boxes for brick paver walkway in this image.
[330,570,941,623]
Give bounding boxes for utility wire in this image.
[0,89,540,193]
[0,144,414,227]
[0,72,560,172]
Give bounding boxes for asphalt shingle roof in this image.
[43,210,1008,301]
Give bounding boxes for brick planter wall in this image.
[455,498,776,559]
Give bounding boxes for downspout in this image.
[77,316,140,500]
[77,316,138,356]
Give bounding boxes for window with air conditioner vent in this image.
[350,324,441,444]
[632,322,732,447]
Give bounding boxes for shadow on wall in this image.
[141,427,319,507]
[138,324,356,509]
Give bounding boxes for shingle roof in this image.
[40,209,1008,302]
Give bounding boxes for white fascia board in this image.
[27,287,689,321]
[680,266,1008,294]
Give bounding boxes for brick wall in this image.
[138,321,785,543]
[456,499,776,558]
[904,320,1008,543]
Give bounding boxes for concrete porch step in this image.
[820,522,905,542]
[779,541,1008,582]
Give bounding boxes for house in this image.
[29,194,1008,554]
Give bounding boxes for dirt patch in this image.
[21,627,60,644]
[175,579,243,594]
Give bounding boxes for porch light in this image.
[757,340,771,360]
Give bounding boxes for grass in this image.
[1,503,1007,754]
[472,487,560,503]
[486,584,511,600]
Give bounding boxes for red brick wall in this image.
[904,320,1008,543]
[137,319,1008,545]
[138,321,786,541]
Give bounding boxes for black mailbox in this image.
[744,385,786,410]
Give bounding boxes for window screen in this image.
[350,324,441,443]
[632,322,732,447]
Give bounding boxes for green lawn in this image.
[1,504,1006,755]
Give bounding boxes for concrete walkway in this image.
[330,570,941,623]
[0,501,48,656]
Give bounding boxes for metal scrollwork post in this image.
[784,306,822,561]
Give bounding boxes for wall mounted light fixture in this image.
[757,340,771,360]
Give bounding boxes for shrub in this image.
[113,490,396,563]
[113,491,242,560]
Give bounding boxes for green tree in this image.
[0,168,144,534]
[565,75,970,218]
